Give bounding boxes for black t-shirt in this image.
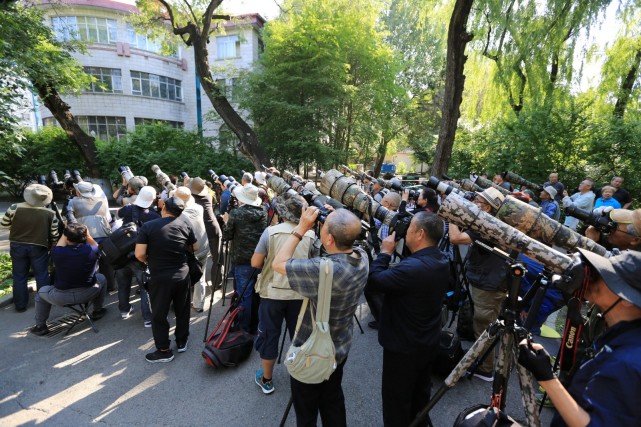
[52,244,99,289]
[137,216,196,275]
[465,230,510,291]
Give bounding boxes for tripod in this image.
[410,250,541,427]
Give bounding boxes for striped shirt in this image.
[286,247,369,364]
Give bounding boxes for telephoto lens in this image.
[118,166,134,183]
[151,165,176,192]
[208,169,219,182]
[564,205,617,234]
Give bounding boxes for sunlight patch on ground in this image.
[53,340,123,369]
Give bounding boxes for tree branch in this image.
[202,0,224,41]
[180,0,199,29]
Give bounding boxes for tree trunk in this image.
[430,0,474,178]
[190,32,270,169]
[613,48,641,119]
[373,135,389,177]
[35,83,100,177]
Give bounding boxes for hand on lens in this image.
[518,339,555,382]
[299,206,319,231]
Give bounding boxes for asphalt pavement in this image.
[0,200,559,426]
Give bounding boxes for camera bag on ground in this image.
[284,258,336,384]
[432,330,465,378]
[201,270,255,368]
[453,404,522,427]
[98,206,141,269]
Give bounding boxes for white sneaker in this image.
[144,321,152,328]
[121,306,134,319]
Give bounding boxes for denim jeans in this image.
[10,242,50,310]
[234,265,258,332]
[115,261,152,321]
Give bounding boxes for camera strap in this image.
[558,263,591,383]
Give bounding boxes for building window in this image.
[134,118,184,129]
[216,78,239,101]
[52,16,117,44]
[84,67,122,93]
[131,71,182,101]
[216,35,240,59]
[218,123,239,153]
[42,117,58,127]
[77,116,126,141]
[126,24,180,58]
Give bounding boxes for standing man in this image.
[1,184,59,312]
[135,196,197,363]
[544,173,565,203]
[449,188,508,382]
[251,193,315,394]
[367,212,450,426]
[31,224,107,335]
[115,186,159,327]
[222,184,268,332]
[518,250,641,426]
[562,179,595,230]
[273,208,369,427]
[540,186,560,220]
[173,187,210,313]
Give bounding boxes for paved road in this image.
[0,199,558,426]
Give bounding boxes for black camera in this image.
[388,212,412,240]
[312,199,331,224]
[564,205,617,234]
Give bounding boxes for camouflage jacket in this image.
[223,204,267,265]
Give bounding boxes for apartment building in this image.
[37,0,264,141]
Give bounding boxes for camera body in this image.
[564,205,617,234]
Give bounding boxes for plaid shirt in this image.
[286,247,369,364]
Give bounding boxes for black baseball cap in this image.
[578,249,641,309]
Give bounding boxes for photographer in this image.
[400,188,439,215]
[135,196,197,363]
[67,181,115,291]
[251,193,315,394]
[585,208,641,252]
[449,187,508,382]
[222,184,268,332]
[1,184,59,312]
[113,176,145,206]
[272,207,369,427]
[518,250,641,426]
[115,186,160,327]
[30,224,107,335]
[366,212,449,427]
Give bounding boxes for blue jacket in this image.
[367,246,449,354]
[552,319,641,426]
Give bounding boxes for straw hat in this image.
[233,184,261,207]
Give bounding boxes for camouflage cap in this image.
[273,193,306,223]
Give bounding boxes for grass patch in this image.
[0,253,12,297]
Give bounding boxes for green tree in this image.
[133,0,269,169]
[240,0,402,174]
[0,2,99,176]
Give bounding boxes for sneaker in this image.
[144,320,152,328]
[16,306,27,313]
[177,339,188,353]
[255,369,275,394]
[30,325,51,336]
[145,349,174,363]
[368,321,379,330]
[121,306,134,319]
[91,308,107,320]
[472,369,494,382]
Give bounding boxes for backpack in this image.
[453,404,522,427]
[432,330,465,378]
[284,258,336,384]
[98,206,141,269]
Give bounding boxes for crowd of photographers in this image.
[2,164,640,426]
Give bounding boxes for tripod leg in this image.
[222,242,230,306]
[354,313,364,334]
[203,249,224,342]
[408,327,500,427]
[513,345,541,427]
[277,328,287,364]
[279,395,294,427]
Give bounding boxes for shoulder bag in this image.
[284,258,337,384]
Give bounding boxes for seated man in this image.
[31,224,107,336]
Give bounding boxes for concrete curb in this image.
[0,281,36,308]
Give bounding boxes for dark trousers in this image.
[290,359,347,427]
[382,349,434,427]
[364,288,384,322]
[148,271,191,350]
